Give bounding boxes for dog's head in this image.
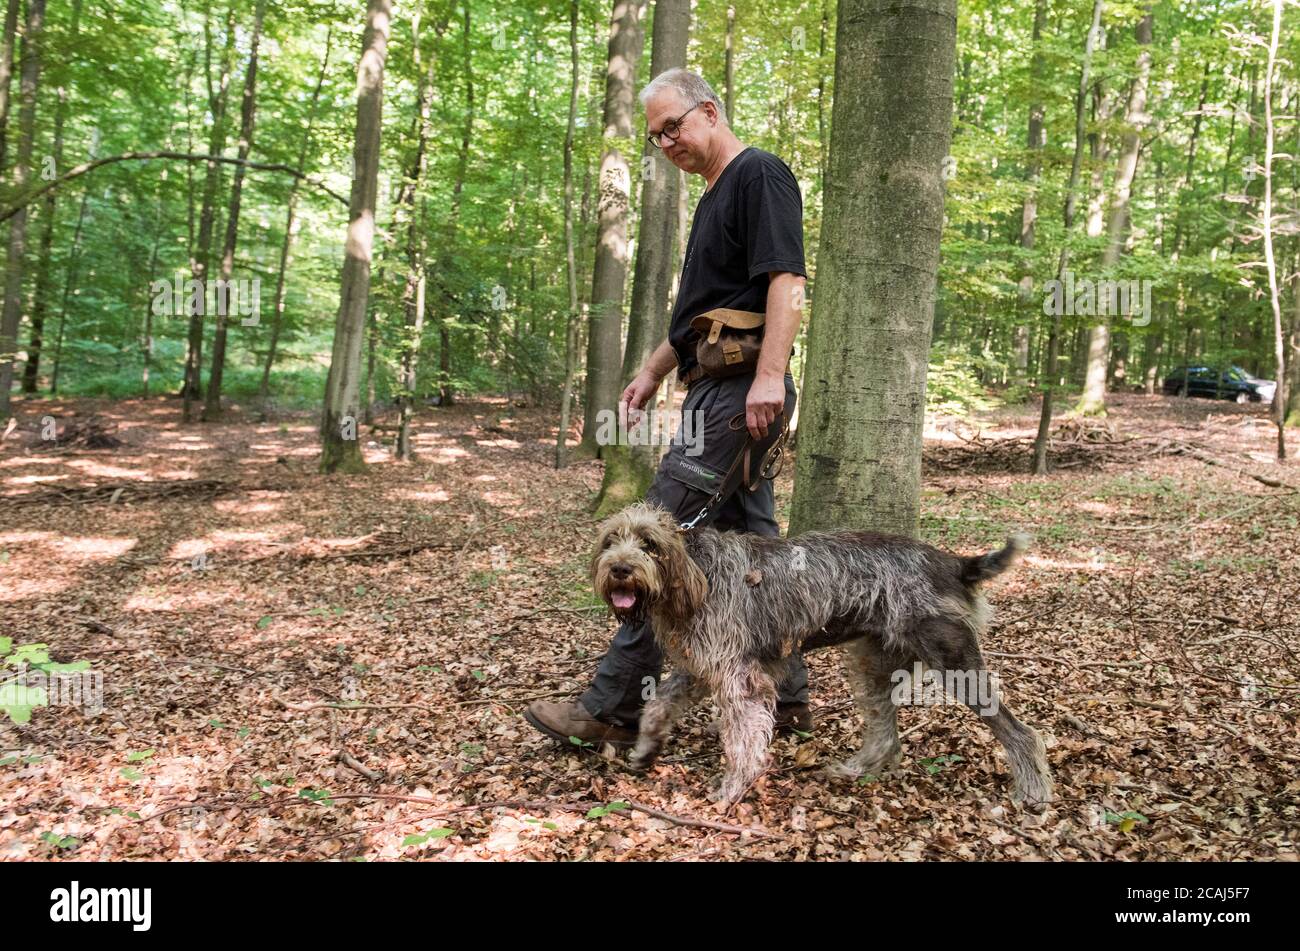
[590,503,707,626]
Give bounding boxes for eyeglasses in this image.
[647,102,700,149]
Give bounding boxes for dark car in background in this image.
[1162,365,1277,404]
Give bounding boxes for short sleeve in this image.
[741,157,806,280]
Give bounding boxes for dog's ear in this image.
[646,520,707,625]
[589,517,618,587]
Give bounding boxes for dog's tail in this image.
[959,533,1031,586]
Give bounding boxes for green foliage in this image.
[0,640,91,725]
[927,346,1002,418]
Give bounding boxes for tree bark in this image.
[0,0,45,419]
[203,0,267,420]
[576,0,645,458]
[320,0,392,473]
[789,0,956,538]
[593,0,689,503]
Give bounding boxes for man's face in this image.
[645,89,715,175]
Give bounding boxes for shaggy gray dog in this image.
[590,502,1052,809]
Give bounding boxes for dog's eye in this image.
[643,539,660,556]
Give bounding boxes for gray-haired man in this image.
[526,68,811,747]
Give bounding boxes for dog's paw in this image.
[627,749,657,773]
[821,759,864,781]
[1011,778,1053,814]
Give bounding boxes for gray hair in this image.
[639,68,728,125]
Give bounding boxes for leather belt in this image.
[679,358,790,390]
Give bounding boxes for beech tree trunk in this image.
[789,0,956,538]
[320,0,392,474]
[576,0,645,458]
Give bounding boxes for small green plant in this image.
[919,754,965,775]
[403,827,455,847]
[1106,810,1149,833]
[586,801,629,819]
[0,639,91,725]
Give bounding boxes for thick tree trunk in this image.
[203,0,266,421]
[789,0,956,538]
[320,0,392,474]
[1078,8,1151,416]
[260,27,333,411]
[594,0,689,509]
[1032,0,1104,474]
[0,0,45,419]
[183,3,237,420]
[576,0,645,458]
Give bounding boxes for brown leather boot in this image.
[524,699,637,748]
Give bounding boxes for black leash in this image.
[676,409,790,533]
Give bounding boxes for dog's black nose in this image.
[611,564,632,580]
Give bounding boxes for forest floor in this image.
[1,390,1297,861]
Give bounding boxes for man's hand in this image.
[620,367,662,430]
[745,370,785,439]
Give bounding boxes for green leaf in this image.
[120,767,142,781]
[256,616,274,629]
[126,749,155,762]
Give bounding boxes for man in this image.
[525,68,810,747]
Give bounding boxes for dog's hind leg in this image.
[825,637,903,780]
[629,671,704,772]
[920,613,1053,812]
[712,662,777,804]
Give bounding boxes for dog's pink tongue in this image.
[612,591,637,610]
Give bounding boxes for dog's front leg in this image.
[629,671,702,772]
[711,664,777,804]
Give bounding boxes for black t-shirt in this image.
[668,147,806,374]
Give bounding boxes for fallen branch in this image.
[1,478,234,507]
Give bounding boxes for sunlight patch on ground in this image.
[0,534,138,600]
[5,473,69,485]
[395,488,451,503]
[63,459,152,480]
[213,498,286,515]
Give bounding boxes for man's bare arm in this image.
[744,271,806,438]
